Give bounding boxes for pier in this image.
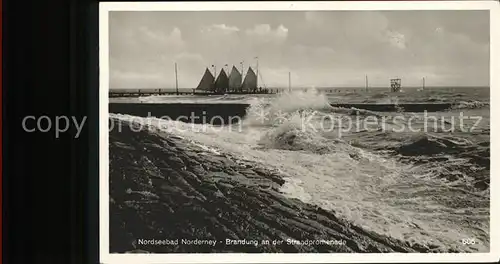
[109,88,286,98]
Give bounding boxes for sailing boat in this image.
[228,66,242,92]
[196,68,215,92]
[214,69,229,94]
[195,64,262,94]
[241,67,257,93]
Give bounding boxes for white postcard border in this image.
[99,1,500,263]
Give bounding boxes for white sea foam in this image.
[110,89,489,252]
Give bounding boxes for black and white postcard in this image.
[99,1,499,263]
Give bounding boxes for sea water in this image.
[111,87,490,252]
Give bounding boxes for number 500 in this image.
[462,238,476,245]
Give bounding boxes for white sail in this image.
[241,67,257,92]
[214,69,229,93]
[196,68,215,91]
[228,66,242,92]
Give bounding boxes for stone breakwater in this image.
[109,118,442,253]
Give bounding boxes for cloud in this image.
[198,24,243,61]
[200,23,241,43]
[202,24,240,34]
[246,24,288,44]
[139,26,185,49]
[386,30,407,49]
[276,25,289,38]
[109,11,489,88]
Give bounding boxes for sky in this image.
[108,10,489,89]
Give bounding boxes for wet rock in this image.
[474,180,489,190]
[166,156,185,169]
[109,117,434,253]
[113,141,136,150]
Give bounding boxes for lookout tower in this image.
[390,78,401,92]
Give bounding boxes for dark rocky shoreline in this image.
[109,118,442,253]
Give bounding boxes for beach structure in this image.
[390,78,402,92]
[417,77,426,91]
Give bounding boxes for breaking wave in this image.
[110,88,490,253]
[450,100,489,110]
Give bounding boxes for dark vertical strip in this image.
[86,2,99,263]
[3,0,72,262]
[70,0,99,263]
[69,1,78,262]
[0,0,3,259]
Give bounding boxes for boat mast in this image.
[255,56,259,88]
[239,61,244,92]
[288,72,291,92]
[175,62,179,95]
[212,65,217,92]
[365,75,368,92]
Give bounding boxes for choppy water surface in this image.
[112,87,490,252]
